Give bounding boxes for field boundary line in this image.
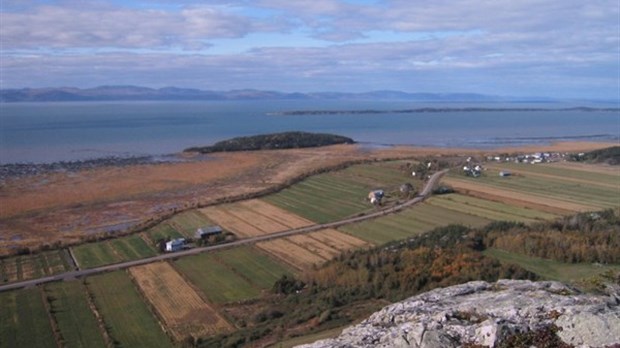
[0,170,446,292]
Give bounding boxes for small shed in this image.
[195,226,223,239]
[165,238,186,252]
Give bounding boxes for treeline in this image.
[569,146,620,165]
[199,224,536,347]
[198,210,619,347]
[482,210,620,264]
[184,132,355,153]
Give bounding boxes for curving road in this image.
[0,169,448,293]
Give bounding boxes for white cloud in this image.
[0,0,618,98]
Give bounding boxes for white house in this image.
[165,238,186,252]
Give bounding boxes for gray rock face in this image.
[297,280,620,348]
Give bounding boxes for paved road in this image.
[0,169,448,292]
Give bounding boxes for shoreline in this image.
[0,140,616,181]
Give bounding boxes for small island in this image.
[184,131,355,153]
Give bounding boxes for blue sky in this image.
[1,0,618,99]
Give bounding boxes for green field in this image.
[448,167,619,210]
[72,235,157,269]
[340,202,490,245]
[87,271,173,348]
[0,287,57,348]
[175,246,292,303]
[45,281,107,348]
[168,210,213,237]
[488,162,619,187]
[265,162,414,224]
[427,194,559,223]
[0,249,74,284]
[484,248,620,283]
[145,223,184,243]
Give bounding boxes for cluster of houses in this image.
[164,225,224,252]
[463,157,483,177]
[487,152,564,164]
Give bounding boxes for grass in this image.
[0,250,73,283]
[168,210,213,237]
[0,287,57,348]
[87,271,173,348]
[174,246,293,303]
[427,194,559,223]
[488,162,619,187]
[264,161,416,224]
[72,235,157,269]
[448,168,619,210]
[484,248,620,283]
[340,202,490,245]
[214,246,294,289]
[145,223,183,243]
[72,243,121,269]
[45,281,107,348]
[175,252,262,304]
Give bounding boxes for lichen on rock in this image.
[297,280,620,348]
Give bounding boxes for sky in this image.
[1,0,619,99]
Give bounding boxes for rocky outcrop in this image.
[298,280,620,348]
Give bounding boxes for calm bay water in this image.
[0,100,618,164]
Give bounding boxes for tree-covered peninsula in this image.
[184,131,355,153]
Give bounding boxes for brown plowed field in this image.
[308,229,371,250]
[443,178,599,212]
[201,200,314,238]
[240,200,314,228]
[129,262,233,341]
[256,239,326,270]
[287,235,341,260]
[256,229,370,270]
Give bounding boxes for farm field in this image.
[0,249,73,283]
[426,194,559,223]
[45,281,107,348]
[0,287,57,348]
[86,271,173,348]
[175,246,292,303]
[264,162,414,224]
[340,201,491,245]
[486,162,619,188]
[72,234,157,269]
[484,248,620,283]
[144,222,184,244]
[168,210,214,238]
[129,262,233,340]
[256,229,369,270]
[445,164,619,212]
[200,199,313,238]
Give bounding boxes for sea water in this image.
[0,100,618,164]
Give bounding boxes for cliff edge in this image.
[298,280,620,348]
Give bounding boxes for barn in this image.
[195,226,224,239]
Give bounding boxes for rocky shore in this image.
[300,279,620,348]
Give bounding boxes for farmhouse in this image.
[165,238,186,252]
[368,190,385,205]
[195,225,223,239]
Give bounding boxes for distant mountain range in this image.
[0,86,555,103]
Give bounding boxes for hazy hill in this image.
[0,85,536,102]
